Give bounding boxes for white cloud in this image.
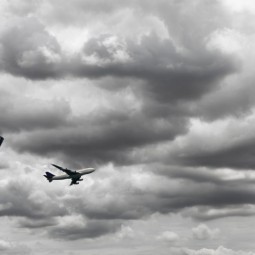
[116,225,135,240]
[222,0,255,13]
[183,246,255,255]
[157,231,180,244]
[206,28,246,55]
[192,224,220,240]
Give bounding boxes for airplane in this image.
[44,164,95,186]
[0,136,3,147]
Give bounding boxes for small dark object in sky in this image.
[0,136,3,147]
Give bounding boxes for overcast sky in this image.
[1,0,255,254]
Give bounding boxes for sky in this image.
[1,0,255,254]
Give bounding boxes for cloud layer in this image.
[1,0,255,254]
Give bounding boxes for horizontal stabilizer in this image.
[44,171,55,182]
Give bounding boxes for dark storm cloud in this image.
[3,167,255,239]
[183,205,255,221]
[18,218,57,229]
[55,169,255,225]
[78,32,237,103]
[2,0,255,245]
[0,17,63,79]
[194,78,255,121]
[0,21,236,98]
[129,182,255,218]
[153,164,255,187]
[0,0,238,102]
[0,177,122,239]
[49,218,120,240]
[0,0,240,170]
[66,0,237,104]
[178,138,255,169]
[152,164,224,184]
[11,109,188,165]
[7,165,255,240]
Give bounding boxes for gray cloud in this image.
[0,240,31,255]
[182,246,255,255]
[0,0,240,172]
[1,0,255,251]
[194,78,255,121]
[179,138,255,169]
[0,1,238,99]
[7,0,40,17]
[183,205,255,221]
[0,17,63,79]
[0,180,67,219]
[157,231,180,244]
[2,159,255,240]
[49,217,120,240]
[18,218,57,229]
[79,32,237,103]
[192,224,219,240]
[0,89,71,133]
[151,164,224,184]
[55,167,255,224]
[10,106,188,165]
[0,161,9,170]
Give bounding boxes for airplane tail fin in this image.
[0,136,3,147]
[44,172,55,182]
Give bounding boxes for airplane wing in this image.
[52,164,76,176]
[0,136,3,147]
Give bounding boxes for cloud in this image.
[2,162,255,241]
[0,0,241,176]
[0,179,67,219]
[0,0,237,99]
[192,224,219,240]
[0,88,71,133]
[1,158,255,242]
[183,205,255,221]
[77,32,236,102]
[7,87,188,165]
[116,225,135,240]
[18,218,57,229]
[183,246,255,255]
[166,115,255,170]
[0,17,63,79]
[181,138,255,169]
[11,117,186,165]
[157,231,180,244]
[0,239,31,255]
[1,0,255,250]
[0,0,240,169]
[49,215,120,240]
